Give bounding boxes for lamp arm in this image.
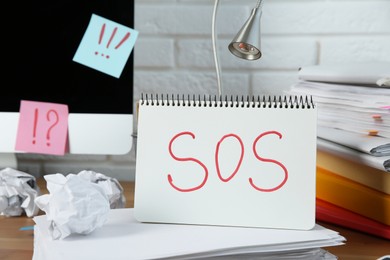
[212,0,265,96]
[255,0,264,9]
[212,0,222,96]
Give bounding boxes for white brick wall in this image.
[15,0,390,181]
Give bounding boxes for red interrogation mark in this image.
[46,110,59,147]
[95,23,131,59]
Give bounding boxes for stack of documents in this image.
[33,208,344,260]
[290,67,390,139]
[286,62,390,239]
[317,126,390,171]
[288,62,390,172]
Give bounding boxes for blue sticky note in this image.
[73,14,139,78]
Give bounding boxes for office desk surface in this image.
[0,179,389,260]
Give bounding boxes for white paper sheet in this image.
[317,138,390,172]
[317,126,390,156]
[298,62,390,85]
[33,208,345,260]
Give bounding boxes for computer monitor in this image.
[1,0,135,155]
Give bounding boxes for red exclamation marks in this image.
[115,32,130,49]
[95,23,106,57]
[99,23,105,45]
[32,108,38,144]
[106,27,117,50]
[95,23,131,59]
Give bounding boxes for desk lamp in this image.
[212,0,264,95]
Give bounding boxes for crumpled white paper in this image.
[377,77,390,87]
[77,170,126,209]
[35,173,111,240]
[0,167,40,217]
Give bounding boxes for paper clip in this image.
[368,130,379,136]
[372,114,382,121]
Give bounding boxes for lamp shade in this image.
[228,7,262,60]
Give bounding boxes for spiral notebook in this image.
[134,94,318,230]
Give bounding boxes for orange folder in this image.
[316,166,390,226]
[317,149,390,195]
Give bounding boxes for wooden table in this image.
[1,179,389,260]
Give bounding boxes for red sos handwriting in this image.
[167,131,288,193]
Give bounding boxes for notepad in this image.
[134,94,317,230]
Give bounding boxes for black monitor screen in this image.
[5,0,134,114]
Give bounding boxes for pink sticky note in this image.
[15,100,69,155]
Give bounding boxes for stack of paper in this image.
[285,62,390,239]
[288,80,390,139]
[287,62,390,171]
[33,208,344,260]
[317,127,390,172]
[297,62,390,86]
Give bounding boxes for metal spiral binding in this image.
[140,93,315,109]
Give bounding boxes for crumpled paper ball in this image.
[77,170,126,209]
[0,167,40,217]
[35,173,111,240]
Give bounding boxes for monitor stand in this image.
[0,153,17,169]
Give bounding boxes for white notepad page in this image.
[134,95,317,230]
